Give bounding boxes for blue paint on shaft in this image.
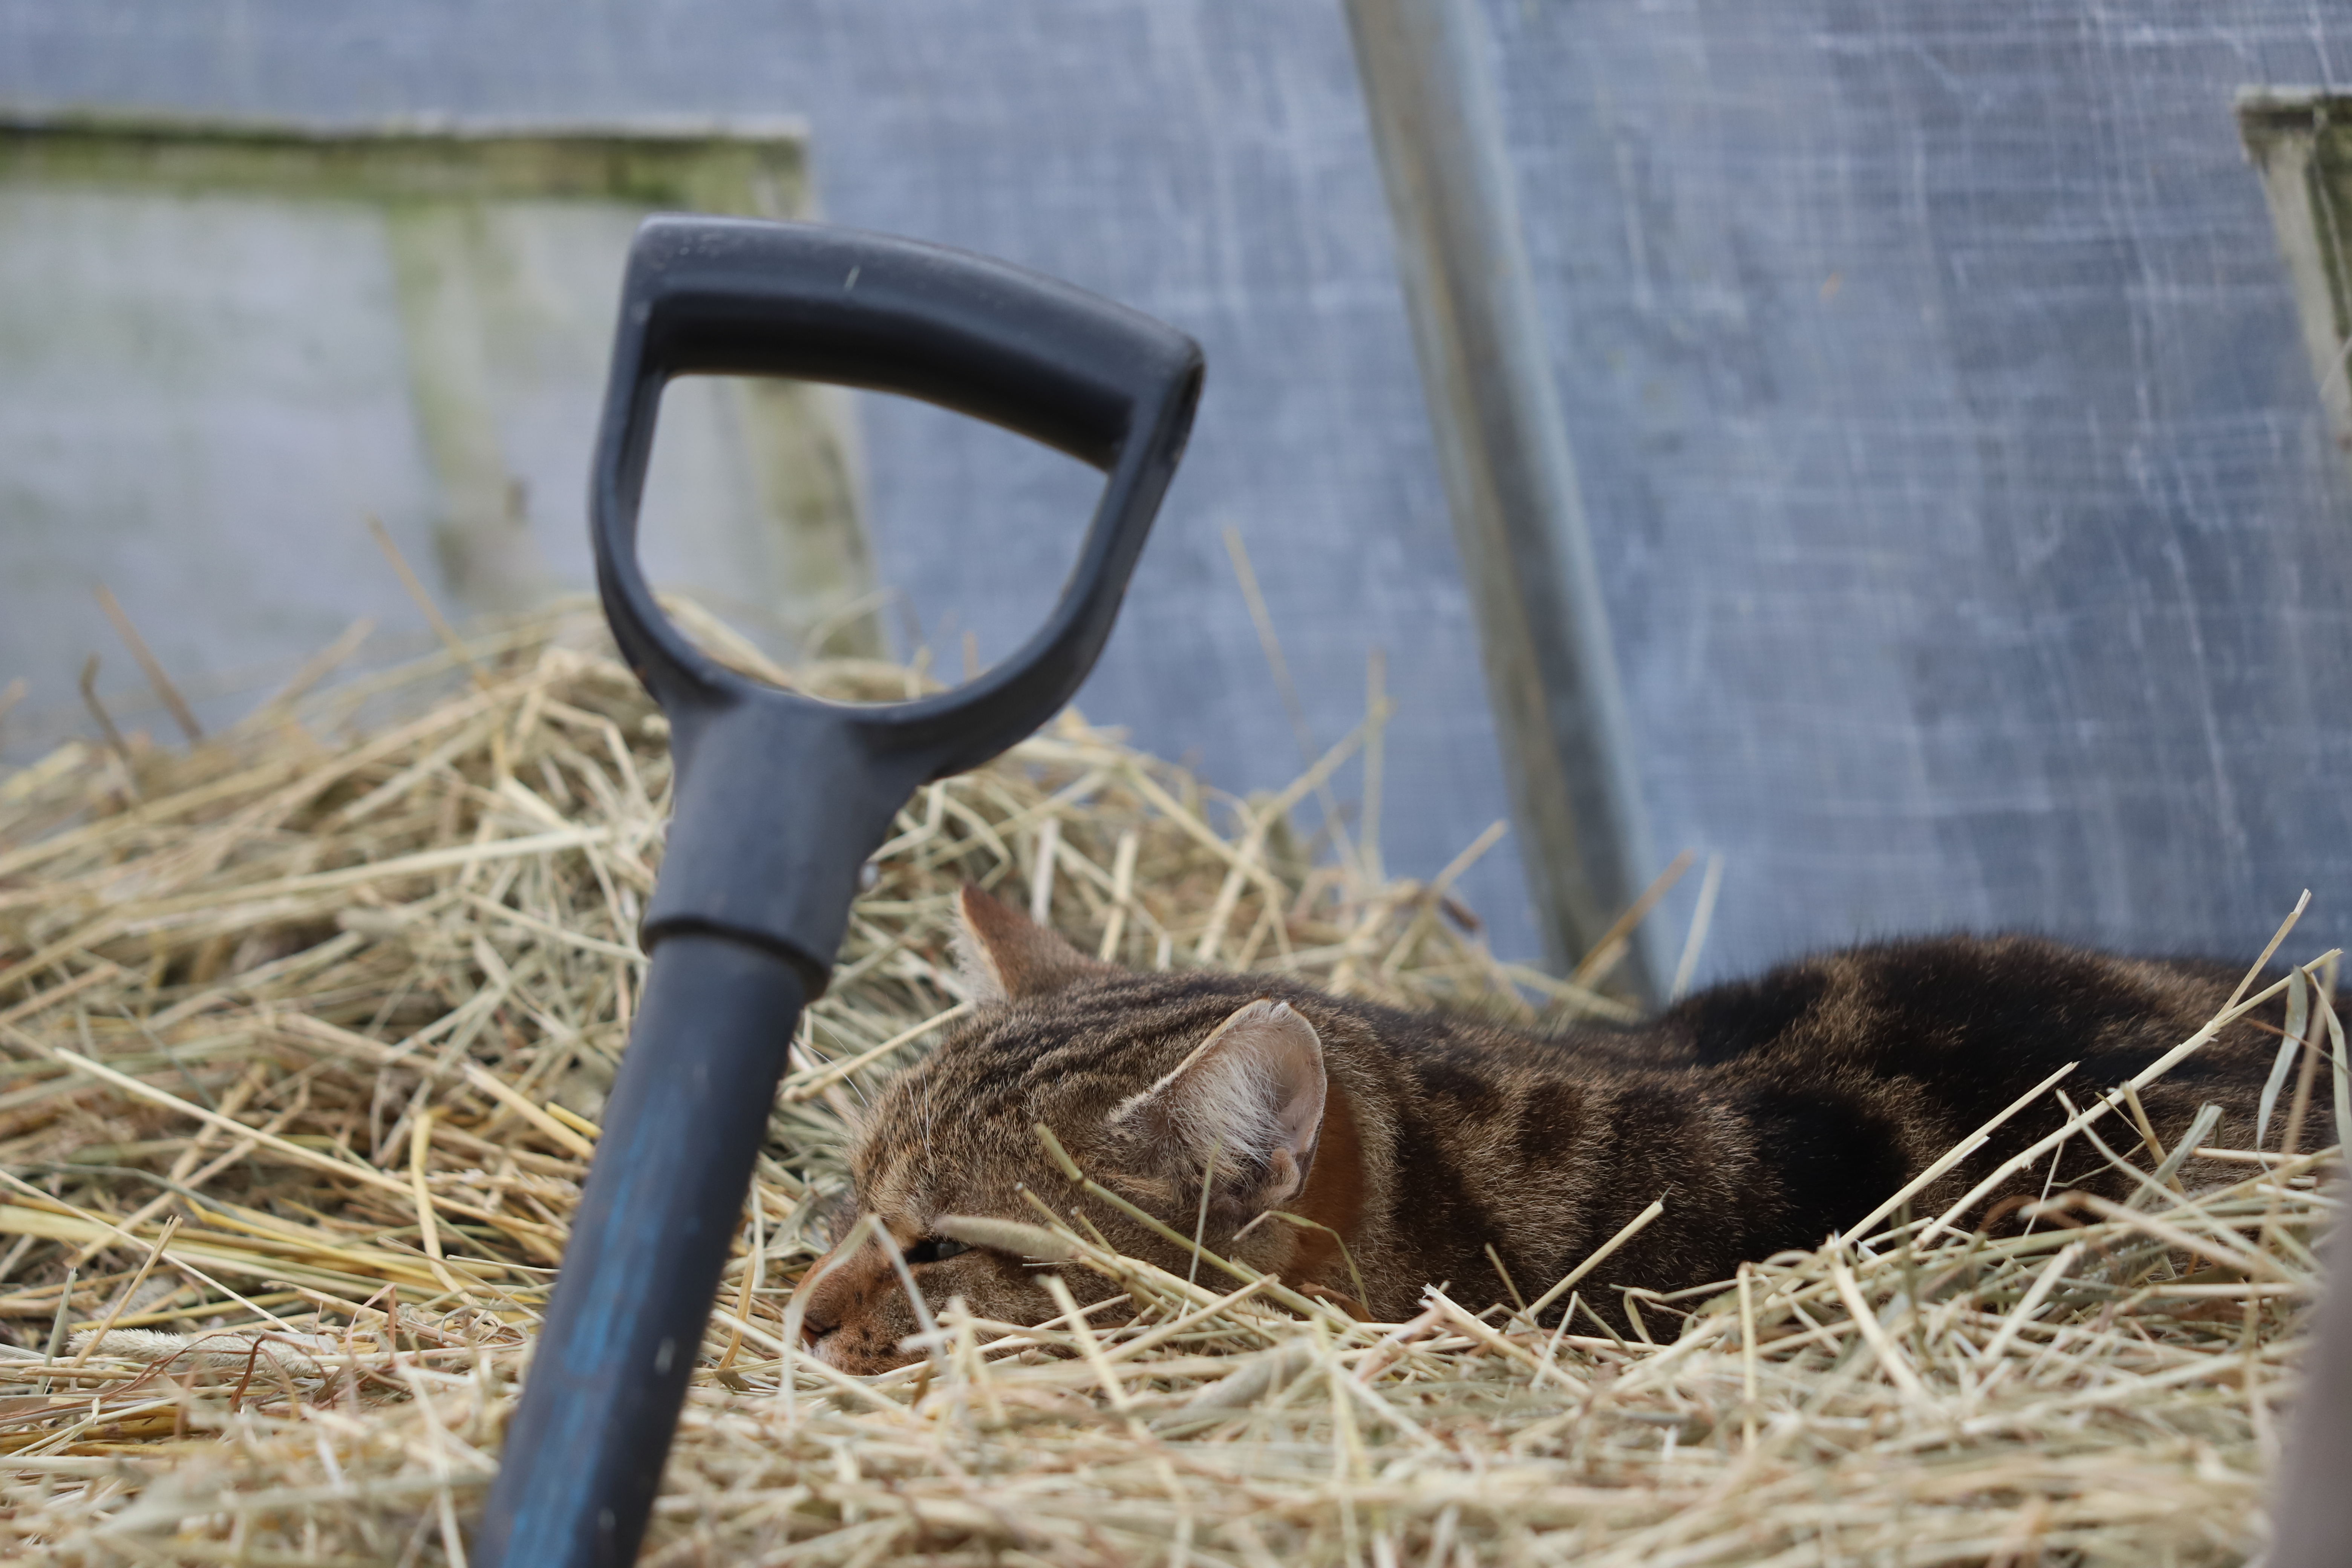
[478,937,805,1568]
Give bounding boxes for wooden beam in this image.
[1341,0,1656,995]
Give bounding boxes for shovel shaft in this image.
[477,934,807,1568]
[481,214,1203,1567]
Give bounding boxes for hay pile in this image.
[0,607,2337,1566]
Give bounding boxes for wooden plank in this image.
[1340,0,1655,995]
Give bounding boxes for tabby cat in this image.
[798,885,2278,1372]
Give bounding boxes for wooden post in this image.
[2268,1210,2352,1567]
[1341,0,1657,996]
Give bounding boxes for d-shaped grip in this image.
[591,217,1203,985]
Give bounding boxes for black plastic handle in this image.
[478,218,1202,1568]
[597,217,1202,990]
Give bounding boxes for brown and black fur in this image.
[798,886,2280,1373]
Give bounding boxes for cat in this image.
[796,884,2282,1373]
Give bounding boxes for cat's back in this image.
[1644,933,2268,1124]
[1004,935,2263,1104]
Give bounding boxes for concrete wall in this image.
[0,122,879,746]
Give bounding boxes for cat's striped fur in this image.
[798,885,2277,1372]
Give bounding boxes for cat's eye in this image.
[902,1236,970,1266]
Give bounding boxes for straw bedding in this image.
[0,608,2337,1566]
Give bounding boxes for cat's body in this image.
[798,887,2277,1372]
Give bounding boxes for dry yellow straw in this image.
[0,603,2328,1566]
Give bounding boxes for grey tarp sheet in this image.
[6,0,2351,979]
[1482,0,2352,973]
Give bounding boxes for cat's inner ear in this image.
[952,883,1117,1002]
[1112,999,1328,1211]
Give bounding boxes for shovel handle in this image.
[593,217,1204,988]
[479,219,1202,1568]
[593,216,1204,769]
[476,937,805,1568]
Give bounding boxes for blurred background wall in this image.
[1475,2,2352,975]
[0,2,1535,960]
[0,122,878,728]
[5,1,2351,987]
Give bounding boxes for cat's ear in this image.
[952,883,1116,1002]
[1111,999,1327,1210]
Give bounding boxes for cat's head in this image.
[796,884,1334,1372]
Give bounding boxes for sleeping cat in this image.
[797,885,2278,1372]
